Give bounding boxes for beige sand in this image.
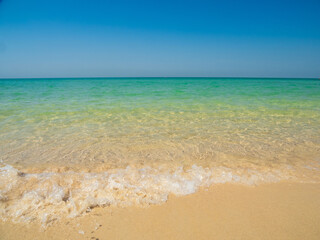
[1,182,320,240]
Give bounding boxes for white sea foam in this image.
[0,164,291,225]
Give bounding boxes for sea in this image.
[0,78,319,225]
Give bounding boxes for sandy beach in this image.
[1,182,320,240]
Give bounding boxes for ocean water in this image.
[1,78,320,224]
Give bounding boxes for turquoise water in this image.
[1,78,319,170]
[1,78,320,223]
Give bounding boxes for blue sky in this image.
[0,0,319,78]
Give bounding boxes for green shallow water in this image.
[0,78,320,175]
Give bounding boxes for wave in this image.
[0,163,296,226]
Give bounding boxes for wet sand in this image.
[1,182,320,240]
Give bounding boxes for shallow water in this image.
[1,78,320,224]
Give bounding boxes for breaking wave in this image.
[0,163,297,226]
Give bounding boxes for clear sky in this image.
[0,0,320,78]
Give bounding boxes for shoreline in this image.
[1,182,320,240]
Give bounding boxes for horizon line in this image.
[0,76,319,80]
